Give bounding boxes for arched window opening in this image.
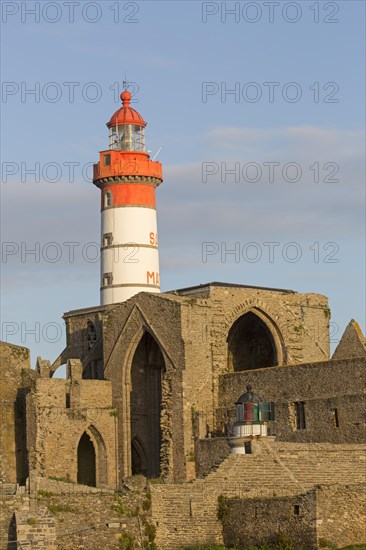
[130,332,165,478]
[227,312,277,372]
[87,321,97,351]
[77,432,96,487]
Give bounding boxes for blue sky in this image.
[1,0,365,365]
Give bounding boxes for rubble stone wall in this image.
[218,358,366,443]
[0,342,30,484]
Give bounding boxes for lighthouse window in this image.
[117,124,145,152]
[104,191,112,207]
[104,154,111,166]
[103,273,113,286]
[103,233,113,248]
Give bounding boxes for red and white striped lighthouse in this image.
[93,89,163,305]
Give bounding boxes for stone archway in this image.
[105,304,180,481]
[77,432,96,486]
[76,426,107,487]
[88,425,108,485]
[130,332,165,478]
[227,311,278,372]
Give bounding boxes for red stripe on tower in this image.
[101,184,156,209]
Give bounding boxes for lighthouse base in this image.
[233,423,268,438]
[228,424,269,455]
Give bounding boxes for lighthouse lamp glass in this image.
[109,125,145,152]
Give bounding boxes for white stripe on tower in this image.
[100,205,160,305]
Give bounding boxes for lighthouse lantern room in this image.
[228,385,273,455]
[93,89,163,305]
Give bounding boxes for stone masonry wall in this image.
[15,506,56,549]
[205,286,330,371]
[1,491,130,549]
[221,491,317,549]
[195,438,231,478]
[151,440,366,549]
[0,342,31,484]
[179,288,330,415]
[102,293,187,482]
[218,482,366,549]
[1,475,154,550]
[178,286,330,475]
[0,493,27,549]
[61,285,331,483]
[332,319,366,360]
[180,298,214,479]
[65,307,104,358]
[218,358,366,443]
[316,484,366,548]
[60,284,331,483]
[37,492,121,550]
[35,476,152,550]
[26,376,117,487]
[52,306,106,374]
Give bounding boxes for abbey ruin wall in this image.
[25,370,117,487]
[218,357,366,444]
[0,342,30,484]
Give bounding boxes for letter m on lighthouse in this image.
[147,271,156,285]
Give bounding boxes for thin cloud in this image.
[206,126,365,158]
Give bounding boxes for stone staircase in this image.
[201,443,366,496]
[151,441,366,549]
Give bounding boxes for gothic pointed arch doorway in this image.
[77,432,96,486]
[130,332,165,478]
[227,311,278,371]
[76,427,107,487]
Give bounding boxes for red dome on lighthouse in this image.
[107,90,147,128]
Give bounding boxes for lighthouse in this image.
[93,89,163,305]
[228,385,272,454]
